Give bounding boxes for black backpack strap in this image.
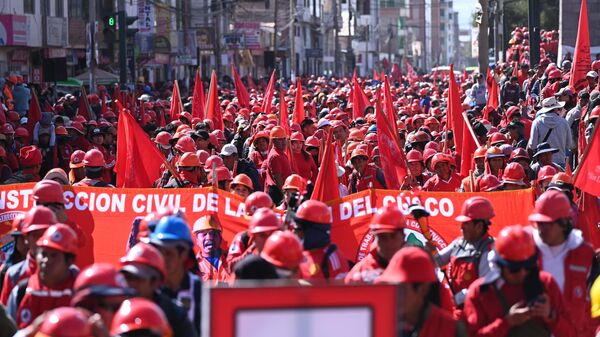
[241,231,250,248]
[542,127,554,143]
[320,245,338,280]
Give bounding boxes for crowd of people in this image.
[0,32,600,336]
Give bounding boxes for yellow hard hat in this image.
[591,275,600,318]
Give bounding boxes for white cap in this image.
[587,71,598,79]
[317,118,331,129]
[220,143,238,156]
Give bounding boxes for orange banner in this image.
[0,185,535,266]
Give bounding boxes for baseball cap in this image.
[219,144,238,157]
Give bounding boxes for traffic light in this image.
[102,13,117,44]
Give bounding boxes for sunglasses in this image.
[507,265,531,274]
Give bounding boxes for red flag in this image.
[447,64,464,158]
[292,79,305,124]
[512,63,518,77]
[248,75,257,91]
[311,130,341,202]
[114,109,164,188]
[192,67,206,120]
[26,88,42,140]
[112,85,121,112]
[170,80,184,120]
[100,94,107,115]
[391,63,402,82]
[157,108,166,128]
[382,77,397,128]
[460,112,480,177]
[232,64,250,108]
[486,69,500,109]
[279,88,291,136]
[205,70,223,131]
[577,193,600,248]
[140,98,147,127]
[44,100,55,114]
[375,88,407,189]
[574,119,600,197]
[352,72,369,120]
[78,86,92,121]
[569,0,591,92]
[461,69,468,83]
[262,70,276,114]
[373,69,379,81]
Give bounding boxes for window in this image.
[24,0,35,14]
[56,0,64,17]
[68,0,88,20]
[43,0,51,15]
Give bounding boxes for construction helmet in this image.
[350,148,369,162]
[205,155,224,170]
[36,224,79,255]
[174,136,196,153]
[230,173,254,191]
[406,150,423,163]
[551,172,573,185]
[71,263,133,307]
[502,162,527,186]
[192,215,222,234]
[489,132,508,146]
[260,231,304,270]
[477,174,502,192]
[83,149,105,167]
[591,276,600,318]
[455,196,495,222]
[290,132,305,142]
[431,153,450,169]
[495,225,536,262]
[528,189,572,222]
[369,205,406,233]
[120,242,166,280]
[376,247,437,284]
[282,174,307,193]
[348,129,365,142]
[473,146,488,159]
[590,105,600,121]
[537,165,558,183]
[252,131,270,144]
[485,146,505,159]
[34,307,92,337]
[270,126,287,139]
[154,131,172,146]
[33,180,67,204]
[14,127,29,139]
[245,192,274,216]
[177,152,201,167]
[70,150,86,169]
[304,136,320,148]
[22,206,57,235]
[249,208,282,234]
[509,148,530,162]
[294,200,331,225]
[111,298,171,337]
[150,216,193,247]
[55,126,69,137]
[208,166,232,183]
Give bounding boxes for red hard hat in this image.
[70,150,86,169]
[204,155,223,170]
[590,106,600,120]
[376,247,437,283]
[1,123,14,135]
[7,111,19,122]
[83,149,105,167]
[305,136,320,148]
[502,162,526,186]
[55,126,69,136]
[290,131,305,142]
[245,192,274,216]
[495,225,536,261]
[592,60,600,71]
[509,148,530,162]
[260,231,304,270]
[537,165,558,182]
[120,242,166,280]
[14,127,29,138]
[413,131,431,143]
[67,121,86,134]
[154,131,172,146]
[180,111,192,122]
[230,173,253,191]
[295,200,331,225]
[474,146,488,159]
[36,307,93,337]
[369,205,406,233]
[348,129,365,141]
[431,153,450,169]
[36,224,79,255]
[211,129,226,141]
[22,206,57,235]
[111,298,171,337]
[489,132,508,146]
[406,149,423,163]
[548,69,562,79]
[177,152,201,167]
[270,126,287,139]
[19,145,43,167]
[209,166,232,183]
[528,189,572,222]
[252,131,270,144]
[175,136,196,153]
[0,146,5,158]
[33,180,67,204]
[477,174,502,192]
[72,263,132,306]
[249,208,282,234]
[455,196,495,222]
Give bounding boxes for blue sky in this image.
[454,0,476,28]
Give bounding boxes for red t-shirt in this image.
[262,147,292,188]
[292,151,317,183]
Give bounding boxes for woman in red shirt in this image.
[290,132,317,183]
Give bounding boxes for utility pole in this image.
[528,0,540,66]
[478,0,489,76]
[118,0,127,88]
[290,0,295,79]
[274,0,278,74]
[333,0,340,76]
[214,0,222,76]
[89,0,97,93]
